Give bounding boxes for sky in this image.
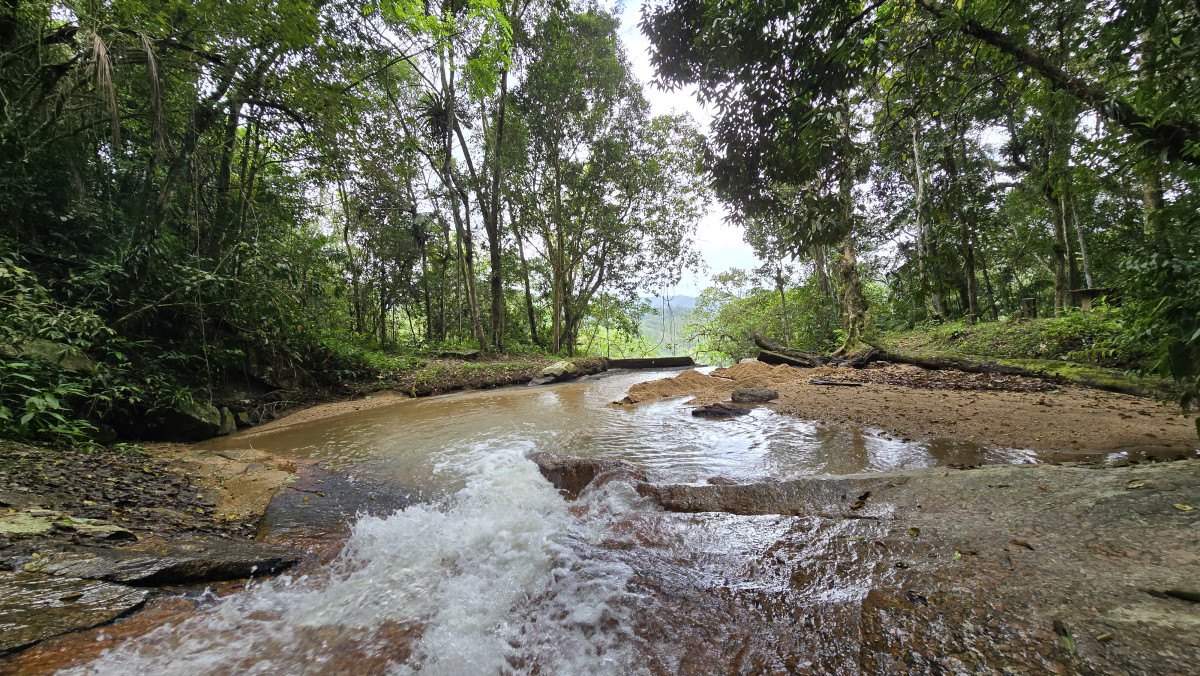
[613,2,761,296]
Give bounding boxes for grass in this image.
[884,311,1172,397]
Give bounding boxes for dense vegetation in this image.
[1,0,1197,445]
[0,0,706,444]
[647,0,1199,413]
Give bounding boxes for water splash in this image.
[61,444,642,675]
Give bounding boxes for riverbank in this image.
[619,361,1199,457]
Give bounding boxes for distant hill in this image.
[643,295,696,310]
[638,298,697,357]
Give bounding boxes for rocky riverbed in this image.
[534,453,1200,674]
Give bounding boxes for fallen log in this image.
[753,335,831,367]
[757,349,823,368]
[861,338,1051,379]
[609,356,695,369]
[809,379,863,387]
[754,335,877,369]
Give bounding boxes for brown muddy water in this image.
[56,369,1081,674]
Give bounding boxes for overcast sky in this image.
[613,2,761,296]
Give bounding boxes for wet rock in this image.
[148,400,223,441]
[638,475,891,516]
[529,452,646,499]
[216,407,237,436]
[0,572,148,654]
[731,387,778,403]
[256,466,413,543]
[691,402,751,418]
[22,536,299,586]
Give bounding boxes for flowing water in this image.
[62,369,1043,675]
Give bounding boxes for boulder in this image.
[529,452,646,499]
[256,466,414,543]
[530,358,610,385]
[0,572,148,654]
[731,387,779,403]
[691,402,751,419]
[149,400,222,441]
[216,407,237,436]
[235,411,254,428]
[541,360,578,379]
[22,536,300,586]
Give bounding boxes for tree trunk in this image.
[510,199,540,347]
[775,267,792,346]
[837,229,867,352]
[910,125,945,320]
[1069,193,1095,288]
[486,68,509,351]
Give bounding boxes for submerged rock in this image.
[529,452,646,499]
[691,402,751,418]
[731,386,779,403]
[22,536,300,586]
[0,572,148,654]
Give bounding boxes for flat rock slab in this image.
[256,466,413,543]
[691,402,751,418]
[731,386,779,403]
[0,572,148,654]
[636,460,1200,674]
[20,536,299,586]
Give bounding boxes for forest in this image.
[1,0,1198,447]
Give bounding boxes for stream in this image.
[63,368,1044,674]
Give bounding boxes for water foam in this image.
[61,444,642,675]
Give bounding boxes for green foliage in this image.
[311,332,425,383]
[1122,253,1200,412]
[892,310,1150,369]
[685,269,841,364]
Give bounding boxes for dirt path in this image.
[619,362,1199,457]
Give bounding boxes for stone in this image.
[731,387,779,403]
[691,402,751,418]
[216,407,237,436]
[0,572,148,654]
[529,452,646,499]
[256,466,414,543]
[235,411,253,428]
[530,358,610,385]
[23,536,300,586]
[540,360,578,379]
[149,400,222,441]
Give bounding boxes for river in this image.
[62,368,1041,674]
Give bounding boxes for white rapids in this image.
[62,443,647,675]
